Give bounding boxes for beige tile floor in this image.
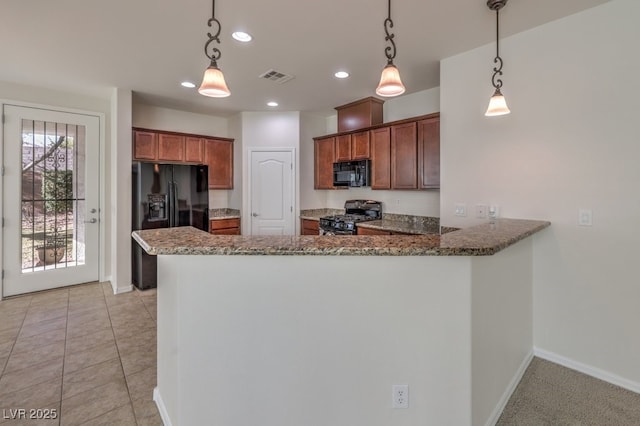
[0,282,162,426]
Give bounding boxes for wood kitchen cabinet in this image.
[204,138,233,189]
[335,134,352,162]
[133,128,234,188]
[418,117,440,189]
[132,130,158,161]
[314,136,336,189]
[312,112,439,191]
[210,218,241,235]
[351,131,370,160]
[356,227,391,236]
[357,226,414,235]
[301,219,319,235]
[391,122,418,189]
[370,127,391,189]
[335,132,370,162]
[157,133,185,162]
[185,137,204,163]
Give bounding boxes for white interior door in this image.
[2,104,101,297]
[249,149,294,235]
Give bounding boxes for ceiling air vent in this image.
[259,69,295,84]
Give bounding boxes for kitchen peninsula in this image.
[133,219,549,426]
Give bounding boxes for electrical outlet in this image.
[475,204,487,219]
[578,209,592,226]
[488,205,500,220]
[392,384,409,409]
[454,203,467,217]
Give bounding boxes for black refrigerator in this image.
[132,162,209,289]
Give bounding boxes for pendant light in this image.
[199,0,231,98]
[375,0,405,97]
[485,0,510,116]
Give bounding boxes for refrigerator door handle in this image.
[168,181,175,227]
[172,181,179,226]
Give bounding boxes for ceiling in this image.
[1,0,610,118]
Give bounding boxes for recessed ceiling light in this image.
[181,81,196,88]
[232,31,252,42]
[334,71,350,79]
[267,101,278,107]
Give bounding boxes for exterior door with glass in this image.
[2,104,101,297]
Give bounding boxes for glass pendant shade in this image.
[375,64,406,97]
[198,64,231,98]
[485,88,510,116]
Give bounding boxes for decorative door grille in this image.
[20,119,86,272]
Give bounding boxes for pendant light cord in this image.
[496,9,500,60]
[491,7,503,90]
[383,0,397,64]
[204,0,222,65]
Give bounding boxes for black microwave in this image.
[333,160,370,187]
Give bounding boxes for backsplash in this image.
[209,208,241,219]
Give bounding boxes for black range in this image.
[319,200,382,235]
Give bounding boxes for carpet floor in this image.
[497,357,640,425]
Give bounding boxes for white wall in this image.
[441,0,640,389]
[158,254,473,426]
[471,238,533,425]
[227,113,243,209]
[323,88,441,217]
[383,87,440,123]
[110,88,133,293]
[132,103,228,136]
[300,113,328,209]
[240,111,301,233]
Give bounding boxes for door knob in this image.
[252,213,259,217]
[84,218,97,224]
[90,208,97,213]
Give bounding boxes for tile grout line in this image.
[69,284,132,426]
[0,294,33,379]
[104,285,141,426]
[57,292,71,426]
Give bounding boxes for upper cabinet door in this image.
[185,137,204,163]
[418,117,440,189]
[204,139,233,189]
[370,127,391,189]
[132,130,158,161]
[351,131,370,160]
[391,122,418,189]
[158,133,185,162]
[314,137,335,189]
[334,134,352,162]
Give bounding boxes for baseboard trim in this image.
[112,284,133,294]
[484,350,534,426]
[534,347,640,394]
[153,387,172,426]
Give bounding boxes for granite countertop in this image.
[209,208,241,220]
[132,218,550,256]
[299,211,443,235]
[299,208,344,221]
[356,214,441,235]
[357,220,441,235]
